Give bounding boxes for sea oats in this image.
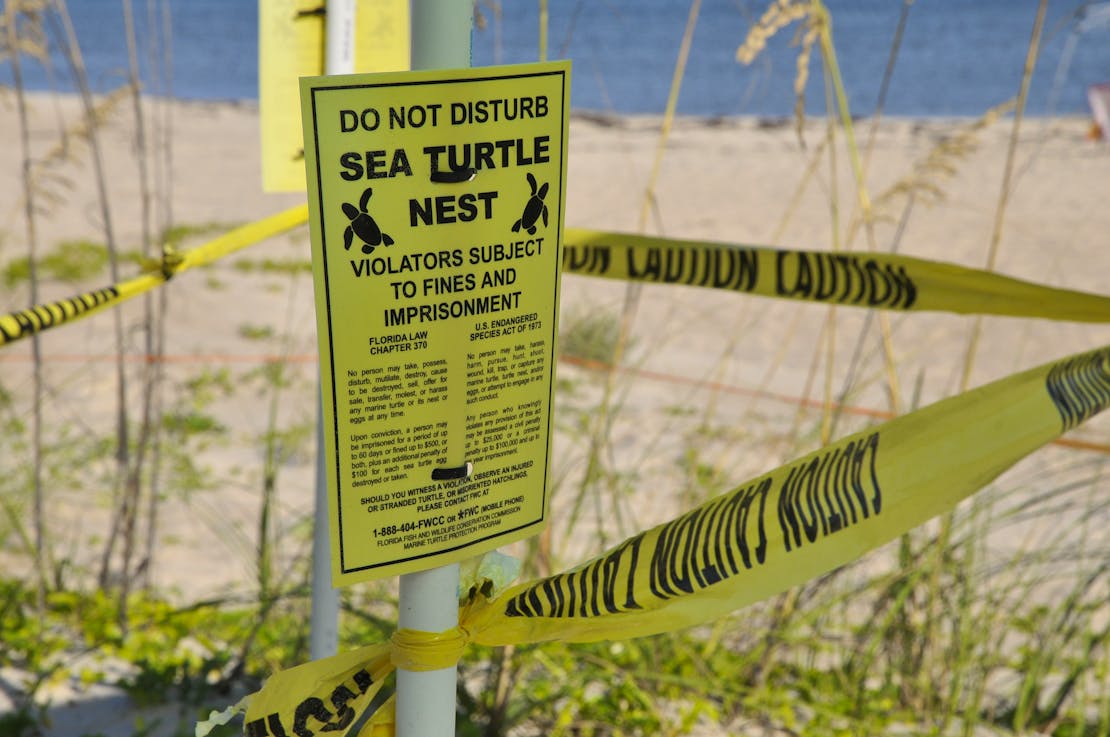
[29,85,131,216]
[875,100,1016,213]
[735,0,811,65]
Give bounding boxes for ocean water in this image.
[4,0,1109,117]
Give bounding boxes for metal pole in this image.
[325,0,356,75]
[309,401,339,660]
[310,0,358,662]
[411,0,472,69]
[396,6,472,736]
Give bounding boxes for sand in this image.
[1,92,1109,735]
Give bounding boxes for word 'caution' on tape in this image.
[562,229,1110,322]
[5,214,1109,352]
[0,205,309,348]
[208,344,1109,736]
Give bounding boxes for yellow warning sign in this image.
[259,0,409,192]
[300,62,571,584]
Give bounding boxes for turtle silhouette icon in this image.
[512,172,549,235]
[342,187,394,254]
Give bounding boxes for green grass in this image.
[2,239,109,287]
[559,304,627,365]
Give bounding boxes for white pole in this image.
[396,5,472,736]
[309,401,339,660]
[310,0,358,662]
[325,0,356,75]
[396,565,462,737]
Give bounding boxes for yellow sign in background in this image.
[259,0,409,192]
[301,62,571,584]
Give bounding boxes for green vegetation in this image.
[558,304,628,365]
[3,240,109,287]
[230,258,312,276]
[161,223,241,251]
[1,1,1107,737]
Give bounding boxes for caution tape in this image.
[0,205,309,348]
[6,215,1109,351]
[389,627,469,672]
[464,343,1110,644]
[562,229,1110,322]
[216,344,1110,735]
[196,642,394,737]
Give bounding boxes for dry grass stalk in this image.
[0,1,50,63]
[29,84,131,215]
[961,0,1048,393]
[873,99,1017,216]
[4,0,51,616]
[790,8,824,142]
[735,0,810,65]
[736,0,825,141]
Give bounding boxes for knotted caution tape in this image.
[194,627,470,737]
[7,213,1110,350]
[389,626,470,672]
[1,205,308,348]
[204,343,1110,736]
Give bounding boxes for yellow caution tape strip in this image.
[464,343,1110,645]
[219,344,1109,735]
[357,694,395,737]
[389,627,469,672]
[241,642,393,737]
[562,229,1110,322]
[0,205,309,348]
[6,216,1108,351]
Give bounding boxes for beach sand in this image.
[1,93,1109,735]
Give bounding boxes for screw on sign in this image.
[512,172,549,236]
[342,187,395,254]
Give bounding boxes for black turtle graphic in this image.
[512,172,549,235]
[342,187,394,254]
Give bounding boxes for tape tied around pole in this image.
[390,626,469,671]
[200,345,1110,736]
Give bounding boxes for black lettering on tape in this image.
[1045,347,1110,431]
[0,286,120,345]
[324,685,357,731]
[245,715,289,737]
[506,535,642,619]
[293,697,332,737]
[649,507,697,599]
[778,432,882,554]
[601,536,643,614]
[775,251,917,309]
[504,477,776,619]
[563,244,612,275]
[626,245,758,292]
[251,667,375,737]
[498,444,858,621]
[648,478,771,601]
[561,570,578,617]
[778,463,803,551]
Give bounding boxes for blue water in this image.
[5,1,1109,117]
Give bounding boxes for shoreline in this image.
[15,88,1101,119]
